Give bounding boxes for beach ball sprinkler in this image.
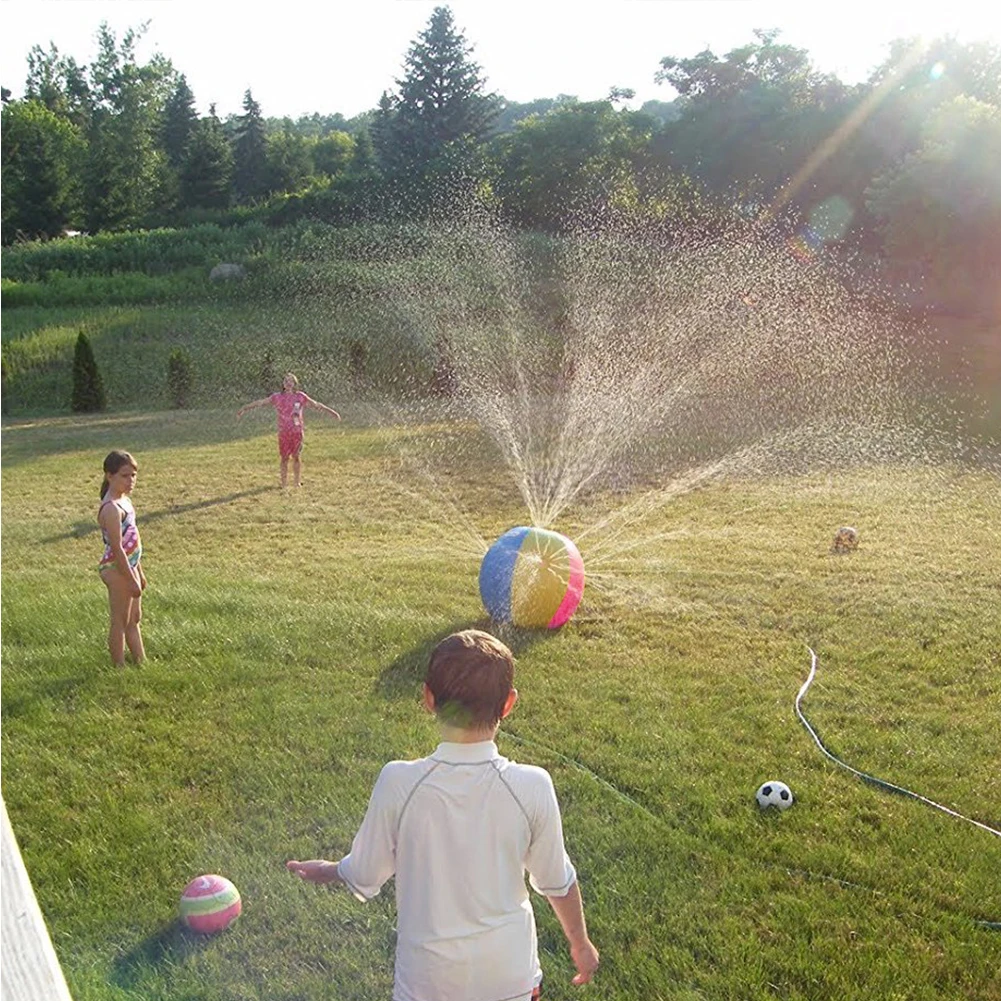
[755,781,794,811]
[479,526,585,629]
[179,874,242,934]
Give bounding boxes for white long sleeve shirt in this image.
[337,740,578,1001]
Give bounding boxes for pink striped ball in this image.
[179,874,242,934]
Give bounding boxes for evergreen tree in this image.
[71,332,106,412]
[24,43,67,113]
[350,128,377,175]
[233,89,268,202]
[377,6,499,177]
[166,347,193,408]
[180,105,233,209]
[371,90,399,171]
[162,74,197,167]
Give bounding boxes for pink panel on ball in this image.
[186,901,242,934]
[548,541,585,628]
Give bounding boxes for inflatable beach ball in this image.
[180,874,242,934]
[479,526,585,629]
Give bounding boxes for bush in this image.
[166,347,193,408]
[71,332,105,412]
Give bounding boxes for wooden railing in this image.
[1,795,73,1000]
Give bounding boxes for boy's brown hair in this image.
[426,629,515,728]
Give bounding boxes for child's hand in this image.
[139,570,148,591]
[129,579,143,598]
[570,939,599,984]
[286,859,342,885]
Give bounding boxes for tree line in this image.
[3,7,1000,312]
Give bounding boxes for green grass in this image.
[0,300,436,417]
[2,408,1000,1001]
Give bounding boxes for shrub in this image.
[260,348,278,394]
[71,332,106,412]
[166,347,193,408]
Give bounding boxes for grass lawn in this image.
[2,408,1000,1001]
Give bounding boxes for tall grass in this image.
[1,222,564,416]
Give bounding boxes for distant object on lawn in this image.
[210,262,246,281]
[831,526,859,553]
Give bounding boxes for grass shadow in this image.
[0,672,94,719]
[40,487,274,544]
[0,410,280,467]
[109,919,212,990]
[375,618,554,700]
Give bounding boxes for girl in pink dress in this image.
[237,373,341,488]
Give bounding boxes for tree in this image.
[653,30,852,208]
[166,347,193,407]
[83,23,175,231]
[24,43,67,112]
[375,5,499,188]
[264,125,314,194]
[233,89,268,202]
[24,43,92,131]
[866,95,1001,314]
[312,130,355,178]
[180,105,233,209]
[71,332,106,412]
[2,99,86,240]
[162,74,198,168]
[492,99,670,230]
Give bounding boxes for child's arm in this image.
[304,395,341,420]
[546,882,599,984]
[286,859,344,885]
[236,397,272,418]
[100,503,142,597]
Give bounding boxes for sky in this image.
[2,0,1000,120]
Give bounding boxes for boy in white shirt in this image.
[287,628,599,1000]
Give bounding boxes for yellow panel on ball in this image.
[510,527,578,628]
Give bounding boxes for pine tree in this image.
[162,74,198,168]
[397,7,499,148]
[166,347,193,408]
[233,89,268,202]
[71,332,106,412]
[378,6,499,176]
[180,105,234,209]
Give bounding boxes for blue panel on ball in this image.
[479,526,530,623]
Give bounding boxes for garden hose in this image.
[798,646,1000,930]
[797,647,1000,839]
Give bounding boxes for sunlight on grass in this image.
[2,412,1000,1000]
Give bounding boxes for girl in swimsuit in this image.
[98,450,146,666]
[236,372,342,488]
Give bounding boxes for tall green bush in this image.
[71,331,106,412]
[167,347,193,408]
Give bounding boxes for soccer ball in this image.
[755,780,794,810]
[831,526,859,553]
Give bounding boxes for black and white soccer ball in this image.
[755,780,794,810]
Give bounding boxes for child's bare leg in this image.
[292,454,302,487]
[125,593,145,663]
[279,456,289,489]
[102,573,131,666]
